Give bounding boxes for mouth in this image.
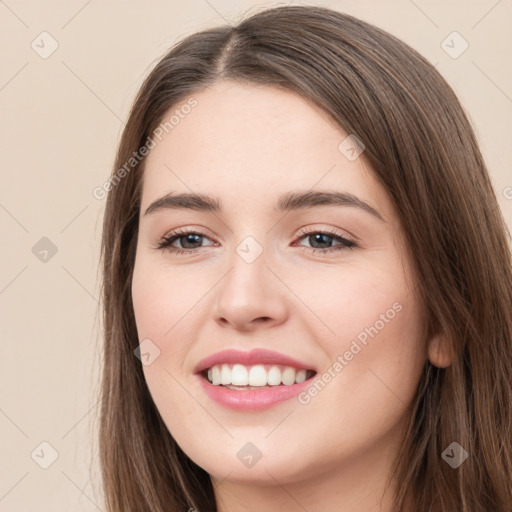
[201,363,317,390]
[194,348,318,411]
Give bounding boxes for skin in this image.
[131,80,450,512]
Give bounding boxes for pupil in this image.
[182,234,201,248]
[310,233,331,249]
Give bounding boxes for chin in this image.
[182,436,315,486]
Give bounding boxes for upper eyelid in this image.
[162,226,217,241]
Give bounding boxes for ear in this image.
[428,332,453,368]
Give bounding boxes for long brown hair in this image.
[98,5,512,511]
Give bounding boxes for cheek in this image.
[286,259,417,354]
[131,259,207,341]
[131,263,206,454]
[130,259,200,402]
[291,262,425,414]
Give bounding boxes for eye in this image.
[152,228,216,255]
[153,226,357,256]
[293,226,357,255]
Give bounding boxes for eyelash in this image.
[153,227,357,256]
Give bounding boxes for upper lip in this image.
[194,348,316,374]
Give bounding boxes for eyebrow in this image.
[143,190,385,222]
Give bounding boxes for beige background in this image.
[0,0,510,510]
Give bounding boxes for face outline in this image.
[130,79,436,503]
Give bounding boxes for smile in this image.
[195,349,317,411]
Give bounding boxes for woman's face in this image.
[131,80,429,487]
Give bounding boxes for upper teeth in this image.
[206,364,309,386]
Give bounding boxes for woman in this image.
[98,5,512,511]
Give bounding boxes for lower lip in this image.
[196,374,313,411]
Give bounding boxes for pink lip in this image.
[194,348,315,374]
[194,348,316,411]
[196,375,314,411]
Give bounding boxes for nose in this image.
[213,247,288,332]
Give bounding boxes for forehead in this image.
[140,80,390,218]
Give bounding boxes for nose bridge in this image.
[213,231,287,330]
[223,235,269,303]
[224,217,271,277]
